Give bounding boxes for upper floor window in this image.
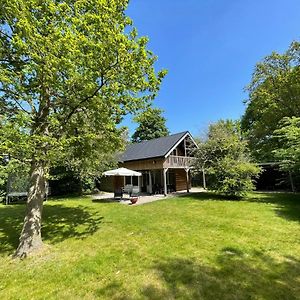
[171,149,178,156]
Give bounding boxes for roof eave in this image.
[164,131,198,158]
[119,155,165,163]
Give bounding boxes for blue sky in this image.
[124,0,300,137]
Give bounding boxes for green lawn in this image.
[0,192,300,300]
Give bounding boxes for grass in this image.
[0,192,300,299]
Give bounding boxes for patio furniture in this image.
[123,184,133,196]
[153,183,163,194]
[131,186,140,198]
[102,168,142,198]
[129,186,139,204]
[114,188,123,200]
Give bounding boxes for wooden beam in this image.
[185,168,190,193]
[202,168,206,189]
[149,171,152,194]
[163,168,168,196]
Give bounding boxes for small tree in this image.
[131,107,169,142]
[193,120,261,197]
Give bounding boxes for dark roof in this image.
[120,131,189,162]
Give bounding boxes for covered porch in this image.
[139,168,191,196]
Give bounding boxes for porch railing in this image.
[165,155,195,168]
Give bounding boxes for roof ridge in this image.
[130,131,189,146]
[120,131,191,162]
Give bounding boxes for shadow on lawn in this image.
[93,247,300,299]
[183,192,300,222]
[248,192,300,222]
[0,204,103,255]
[92,198,120,204]
[141,249,300,300]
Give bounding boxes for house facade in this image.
[115,131,197,195]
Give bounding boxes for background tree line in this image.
[193,41,300,194]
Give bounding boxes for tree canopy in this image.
[241,41,300,161]
[0,0,166,257]
[131,107,169,143]
[274,117,300,172]
[193,120,260,197]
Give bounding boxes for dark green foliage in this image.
[193,120,261,196]
[241,41,300,161]
[131,107,169,142]
[274,117,300,172]
[0,0,166,187]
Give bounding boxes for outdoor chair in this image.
[153,184,163,194]
[114,188,123,200]
[123,184,133,196]
[131,186,140,198]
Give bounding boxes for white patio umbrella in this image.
[103,167,142,177]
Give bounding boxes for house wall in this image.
[175,169,191,191]
[114,176,124,190]
[121,158,164,171]
[99,176,124,192]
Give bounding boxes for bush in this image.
[209,157,261,196]
[193,120,261,197]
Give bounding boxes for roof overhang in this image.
[164,131,198,158]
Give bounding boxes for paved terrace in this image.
[92,187,204,206]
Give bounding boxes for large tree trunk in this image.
[14,160,46,258]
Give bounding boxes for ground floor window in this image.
[125,176,139,186]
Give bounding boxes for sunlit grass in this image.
[0,192,299,299]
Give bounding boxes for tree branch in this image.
[0,88,31,114]
[0,29,12,40]
[64,76,107,124]
[63,54,120,124]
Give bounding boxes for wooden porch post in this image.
[202,168,206,189]
[149,171,152,194]
[185,168,190,193]
[163,168,168,196]
[138,176,141,192]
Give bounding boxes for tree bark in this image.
[289,170,295,193]
[14,160,46,258]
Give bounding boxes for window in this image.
[125,177,131,185]
[125,176,139,186]
[132,176,138,186]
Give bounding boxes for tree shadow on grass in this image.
[0,204,103,255]
[181,192,300,222]
[247,192,300,222]
[180,192,242,201]
[92,198,120,204]
[142,248,300,300]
